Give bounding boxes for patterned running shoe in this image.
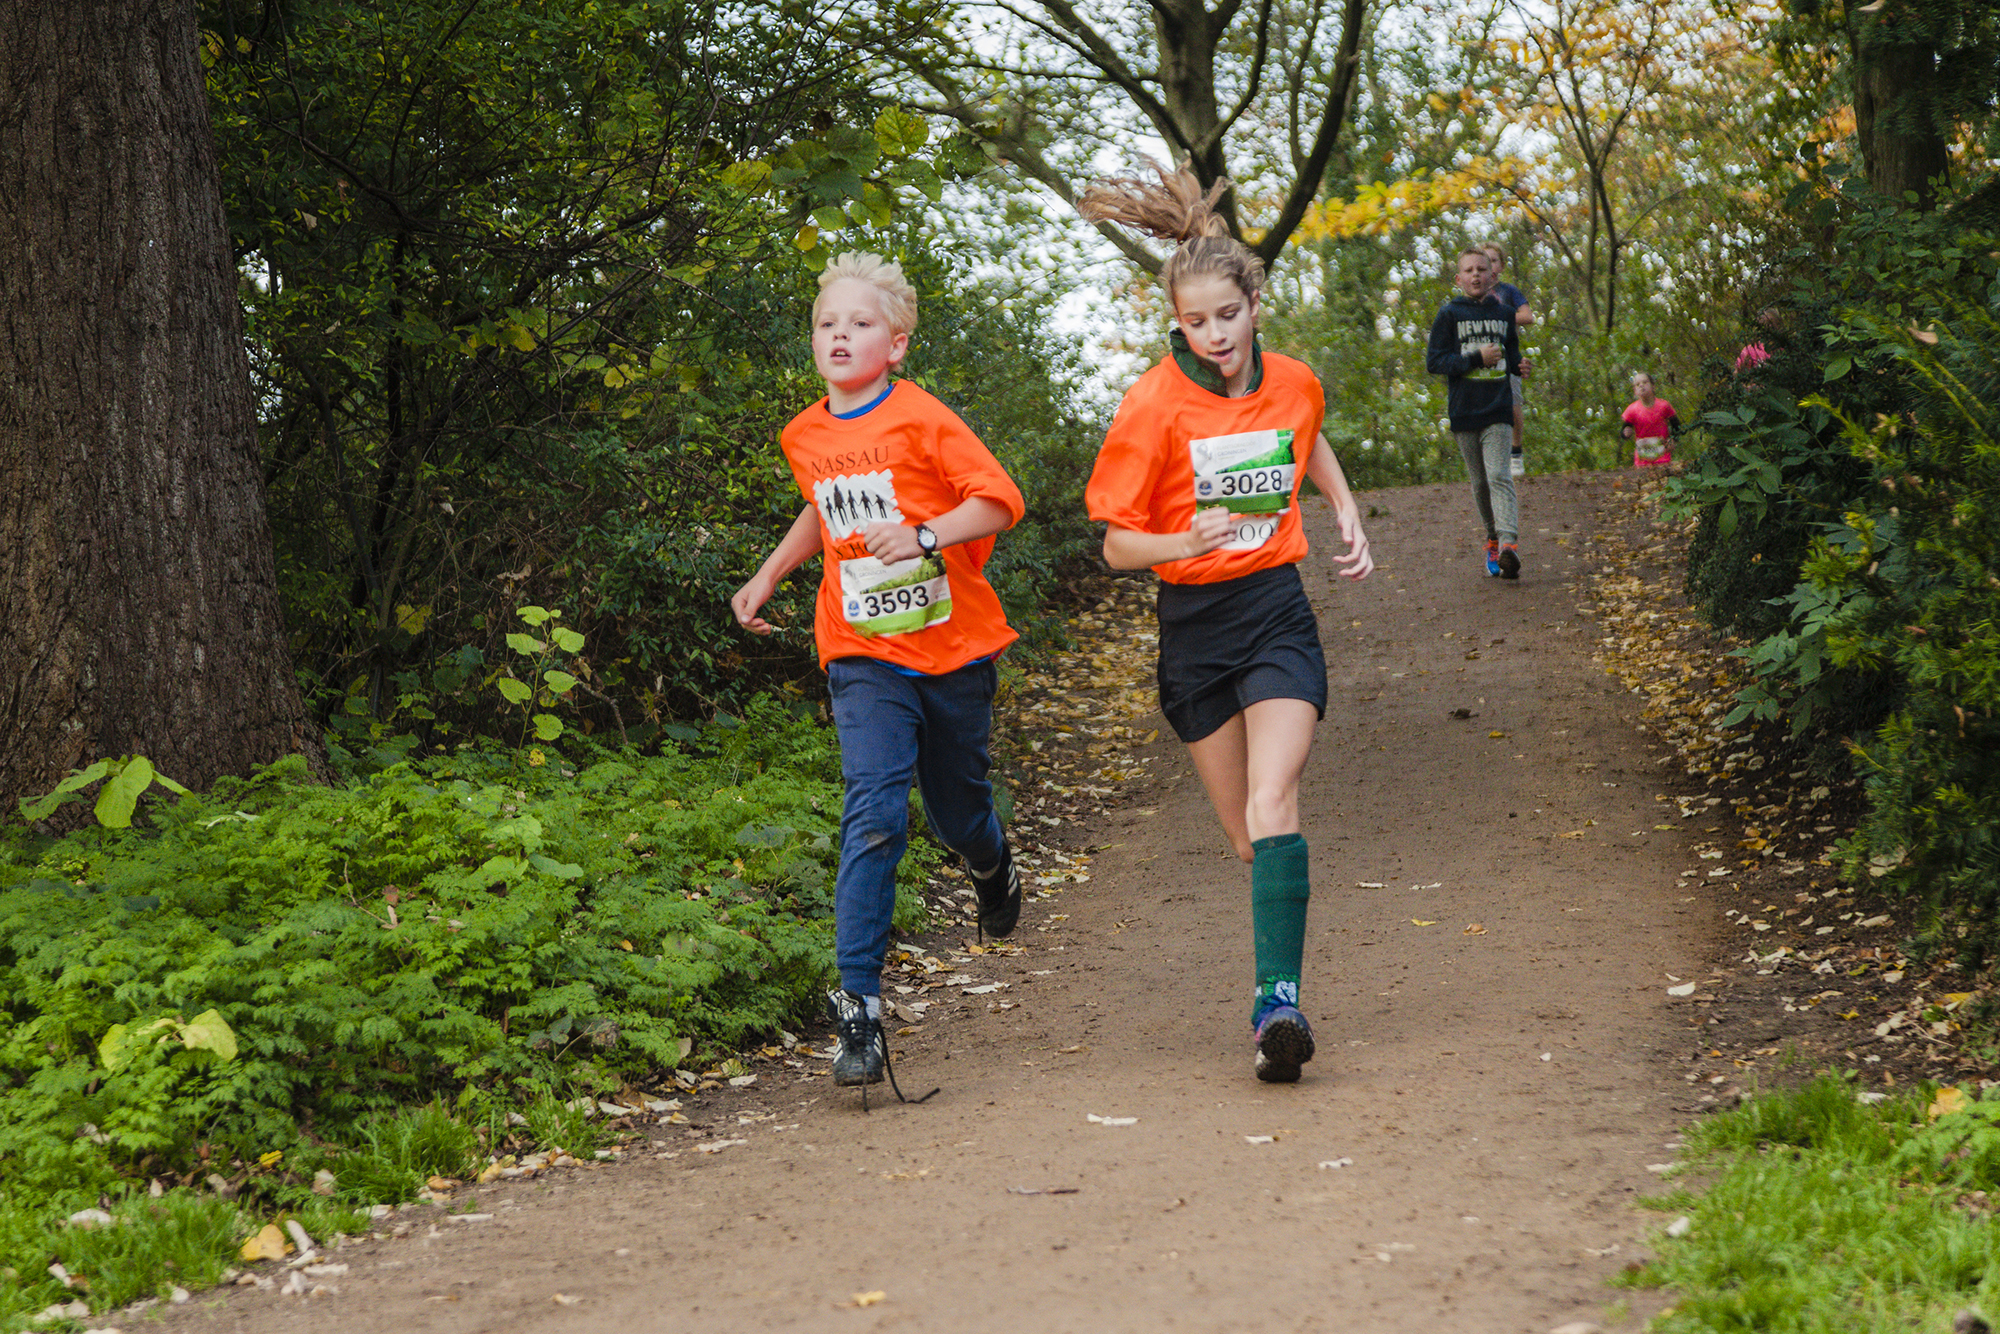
[970,844,1022,941]
[1498,543,1521,580]
[826,989,885,1088]
[1253,1005,1316,1084]
[1484,539,1502,577]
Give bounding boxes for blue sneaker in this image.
[1253,1006,1316,1083]
[1484,539,1501,577]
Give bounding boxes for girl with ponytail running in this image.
[1080,163,1373,1083]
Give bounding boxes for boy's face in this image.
[1455,253,1493,299]
[812,278,908,399]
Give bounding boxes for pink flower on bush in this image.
[1735,341,1771,372]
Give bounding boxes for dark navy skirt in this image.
[1154,562,1328,743]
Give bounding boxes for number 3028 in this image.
[1216,466,1288,497]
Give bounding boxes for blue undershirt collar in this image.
[831,382,896,419]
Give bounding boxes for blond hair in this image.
[814,252,918,336]
[1077,160,1265,306]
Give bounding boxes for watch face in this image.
[918,525,937,552]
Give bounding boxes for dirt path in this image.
[152,473,1718,1334]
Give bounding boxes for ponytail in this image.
[1078,160,1265,305]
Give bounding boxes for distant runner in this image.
[1478,243,1534,477]
[1620,371,1678,469]
[1427,248,1526,579]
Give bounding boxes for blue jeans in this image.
[827,655,1007,996]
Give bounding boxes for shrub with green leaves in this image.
[1663,192,2000,954]
[1799,310,2000,961]
[0,703,929,1206]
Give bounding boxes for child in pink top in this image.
[1620,372,1677,468]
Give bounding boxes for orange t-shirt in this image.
[781,381,1025,673]
[1086,351,1325,584]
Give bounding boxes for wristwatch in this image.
[915,523,939,556]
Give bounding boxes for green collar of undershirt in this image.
[1169,327,1264,397]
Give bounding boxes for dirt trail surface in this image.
[153,473,1719,1334]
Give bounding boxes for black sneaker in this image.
[969,844,1022,940]
[826,989,885,1087]
[1497,544,1521,580]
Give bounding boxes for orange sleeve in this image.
[926,398,1026,528]
[1086,377,1170,533]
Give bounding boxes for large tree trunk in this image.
[0,0,324,814]
[1854,40,1951,208]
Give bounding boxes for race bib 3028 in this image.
[1189,428,1296,551]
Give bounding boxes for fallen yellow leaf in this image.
[848,1291,887,1308]
[1463,923,1487,935]
[239,1223,289,1262]
[1487,730,1509,740]
[1411,919,1438,926]
[1929,1086,1969,1121]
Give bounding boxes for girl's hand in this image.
[731,575,780,635]
[1184,506,1234,559]
[862,521,923,563]
[1332,510,1374,581]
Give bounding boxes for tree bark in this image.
[1853,39,1951,208]
[0,0,325,814]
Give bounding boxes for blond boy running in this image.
[732,253,1025,1100]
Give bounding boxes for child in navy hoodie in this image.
[1426,248,1525,579]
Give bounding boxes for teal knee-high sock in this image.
[1250,832,1310,1025]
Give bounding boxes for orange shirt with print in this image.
[782,380,1025,673]
[1086,351,1325,585]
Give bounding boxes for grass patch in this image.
[1628,1074,2000,1331]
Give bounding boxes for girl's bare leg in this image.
[1185,697,1321,861]
[1186,712,1251,860]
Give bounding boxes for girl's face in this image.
[1173,273,1259,395]
[1633,374,1656,401]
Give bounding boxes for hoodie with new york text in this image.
[1425,294,1521,432]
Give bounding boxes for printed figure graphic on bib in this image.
[1079,162,1374,1084]
[1619,371,1679,469]
[1427,248,1527,580]
[730,253,1026,1104]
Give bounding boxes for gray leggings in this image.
[1455,423,1518,544]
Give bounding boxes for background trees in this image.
[870,0,1370,270]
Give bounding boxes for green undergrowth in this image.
[1630,1074,2000,1331]
[0,698,930,1327]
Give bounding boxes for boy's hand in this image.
[730,576,780,636]
[861,521,923,563]
[1518,355,1534,377]
[1478,344,1503,368]
[1183,506,1234,559]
